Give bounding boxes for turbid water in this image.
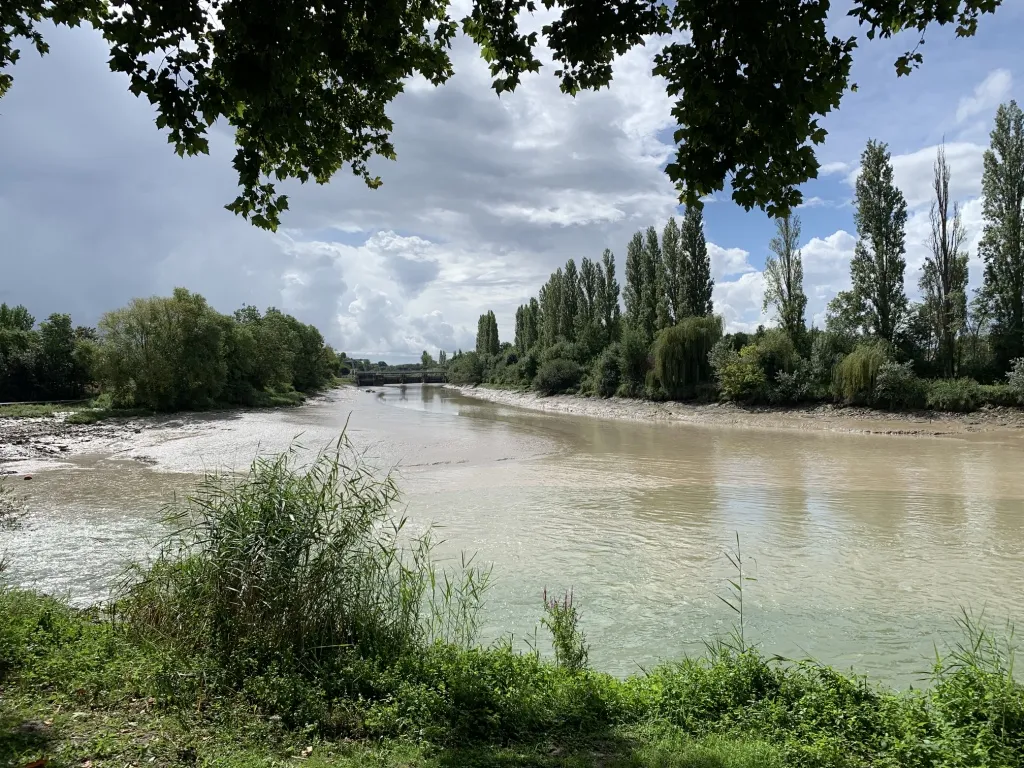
[3,384,1024,686]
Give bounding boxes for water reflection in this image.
[4,383,1023,686]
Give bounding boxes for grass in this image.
[2,439,1023,768]
[0,402,77,418]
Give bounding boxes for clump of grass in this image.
[0,403,68,418]
[116,433,490,718]
[541,588,589,673]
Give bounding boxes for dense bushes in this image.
[873,361,927,410]
[0,291,340,412]
[533,358,583,395]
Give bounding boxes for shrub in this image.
[653,316,723,399]
[832,342,889,403]
[592,344,621,398]
[541,340,583,365]
[709,337,738,379]
[873,361,927,410]
[752,328,798,382]
[533,358,583,395]
[1007,358,1024,404]
[770,360,813,405]
[117,437,490,701]
[926,378,982,412]
[447,351,486,384]
[979,383,1018,407]
[717,346,768,403]
[810,331,854,390]
[618,324,650,396]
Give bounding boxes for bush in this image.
[541,340,583,365]
[717,346,768,403]
[618,324,650,397]
[533,358,583,395]
[752,328,797,382]
[873,361,927,410]
[926,378,982,412]
[117,436,490,715]
[447,351,486,385]
[832,342,889,404]
[810,331,854,391]
[1007,358,1024,404]
[979,383,1018,407]
[769,360,813,405]
[653,316,723,399]
[592,344,621,398]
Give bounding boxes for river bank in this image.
[447,384,1024,437]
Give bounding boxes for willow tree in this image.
[653,315,723,399]
[763,214,807,343]
[920,144,969,378]
[2,2,1001,229]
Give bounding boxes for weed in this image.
[541,588,590,673]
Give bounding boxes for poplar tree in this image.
[680,206,714,317]
[980,100,1024,368]
[763,214,808,343]
[850,139,908,344]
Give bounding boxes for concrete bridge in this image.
[353,370,447,386]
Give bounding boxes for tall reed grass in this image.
[116,434,490,676]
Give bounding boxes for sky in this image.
[1,4,1023,362]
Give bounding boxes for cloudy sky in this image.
[1,4,1022,361]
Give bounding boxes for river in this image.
[3,384,1023,686]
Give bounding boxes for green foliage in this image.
[533,358,583,396]
[592,344,621,398]
[750,329,797,383]
[763,215,807,343]
[475,311,500,356]
[679,205,715,318]
[810,331,854,390]
[832,343,890,403]
[447,351,486,385]
[618,323,650,397]
[653,316,723,399]
[926,378,983,412]
[541,589,589,674]
[979,101,1024,369]
[96,290,334,411]
[769,360,813,406]
[850,140,909,344]
[873,361,927,410]
[1008,358,1024,403]
[716,347,769,403]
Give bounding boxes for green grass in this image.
[0,402,74,418]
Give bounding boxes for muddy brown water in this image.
[3,385,1023,686]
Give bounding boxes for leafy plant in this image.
[541,588,589,674]
[1007,357,1024,403]
[926,378,983,412]
[533,358,583,396]
[832,342,890,403]
[717,347,768,403]
[873,361,927,410]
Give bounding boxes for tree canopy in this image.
[1,1,1004,229]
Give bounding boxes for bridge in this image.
[353,369,447,387]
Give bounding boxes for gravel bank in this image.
[447,385,1024,438]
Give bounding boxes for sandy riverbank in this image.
[447,385,1024,438]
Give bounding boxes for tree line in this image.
[453,100,1024,413]
[0,288,344,411]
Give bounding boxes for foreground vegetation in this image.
[448,104,1024,416]
[0,289,344,415]
[2,442,1022,768]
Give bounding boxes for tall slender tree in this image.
[921,144,970,377]
[763,214,807,343]
[980,100,1024,368]
[487,310,499,354]
[539,268,563,347]
[579,257,600,326]
[623,231,647,338]
[600,249,621,343]
[641,227,668,336]
[559,259,581,342]
[680,206,714,317]
[662,217,683,323]
[527,298,541,350]
[850,139,908,344]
